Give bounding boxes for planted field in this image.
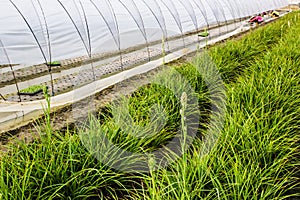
[0,12,299,199]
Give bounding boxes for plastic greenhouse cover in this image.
[0,0,288,66]
[289,0,300,4]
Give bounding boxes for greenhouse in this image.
[0,0,289,127]
[0,0,291,133]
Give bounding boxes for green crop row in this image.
[139,12,300,199]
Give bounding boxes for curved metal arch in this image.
[224,0,237,20]
[212,0,230,33]
[72,0,88,46]
[235,0,248,18]
[245,0,256,16]
[195,0,208,18]
[31,0,55,95]
[252,0,263,14]
[227,0,244,24]
[190,0,210,29]
[273,0,281,9]
[88,0,119,52]
[140,0,170,51]
[265,0,274,10]
[0,39,21,102]
[89,0,123,67]
[151,0,169,37]
[57,0,96,80]
[78,0,96,80]
[9,0,55,96]
[116,0,151,61]
[103,0,124,68]
[168,0,200,46]
[57,0,90,58]
[160,0,186,46]
[203,0,222,26]
[176,0,199,31]
[221,0,238,28]
[78,1,91,56]
[201,0,222,34]
[31,0,50,61]
[238,0,250,19]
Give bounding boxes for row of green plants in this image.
[0,12,299,199]
[138,12,300,199]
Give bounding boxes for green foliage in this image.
[209,13,297,83]
[46,61,61,66]
[0,11,299,199]
[140,11,300,200]
[198,31,209,37]
[20,85,46,94]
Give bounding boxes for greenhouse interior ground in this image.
[0,0,299,199]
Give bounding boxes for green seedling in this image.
[20,85,47,94]
[46,61,61,66]
[198,31,209,37]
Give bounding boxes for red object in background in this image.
[249,16,264,23]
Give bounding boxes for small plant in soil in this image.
[198,30,209,37]
[46,61,61,66]
[19,85,47,95]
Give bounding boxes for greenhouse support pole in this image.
[214,0,229,33]
[10,0,55,97]
[177,0,199,44]
[0,39,22,102]
[161,0,185,47]
[141,0,170,52]
[0,93,6,101]
[89,0,123,70]
[117,0,151,61]
[104,0,124,70]
[79,0,96,81]
[203,0,222,36]
[9,63,21,102]
[231,0,243,26]
[35,0,55,96]
[223,0,238,29]
[191,0,210,29]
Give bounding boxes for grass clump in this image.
[0,132,140,199]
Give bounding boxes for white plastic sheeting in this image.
[289,0,300,4]
[0,0,288,65]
